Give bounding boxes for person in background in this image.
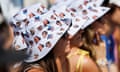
[87,1,120,71]
[97,0,120,71]
[81,25,108,72]
[108,0,120,71]
[0,7,13,72]
[0,6,28,72]
[91,13,118,72]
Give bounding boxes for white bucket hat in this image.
[67,0,110,36]
[12,4,73,63]
[51,0,105,10]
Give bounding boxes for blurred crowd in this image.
[0,0,120,72]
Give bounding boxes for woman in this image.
[0,7,30,72]
[10,1,110,72]
[80,12,117,72]
[0,11,14,72]
[108,0,120,71]
[90,12,119,72]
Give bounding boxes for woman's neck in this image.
[53,43,71,57]
[55,46,79,72]
[54,47,70,72]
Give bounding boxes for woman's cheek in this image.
[112,8,120,24]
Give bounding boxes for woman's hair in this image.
[80,15,107,60]
[0,20,10,49]
[102,0,110,6]
[0,8,29,72]
[81,26,97,60]
[22,50,58,72]
[0,6,10,49]
[0,7,10,72]
[81,12,113,60]
[106,4,119,16]
[102,1,120,17]
[101,0,120,20]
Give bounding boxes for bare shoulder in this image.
[82,56,100,72]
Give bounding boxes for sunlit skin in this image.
[69,30,83,48]
[111,8,120,25]
[92,20,112,36]
[111,7,120,42]
[97,23,111,36]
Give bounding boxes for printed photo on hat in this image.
[67,15,88,36]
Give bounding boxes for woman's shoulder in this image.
[67,48,99,72]
[77,49,100,72]
[81,56,100,72]
[70,54,99,72]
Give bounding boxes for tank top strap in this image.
[67,49,80,58]
[67,48,89,72]
[76,55,84,72]
[76,49,89,72]
[67,49,89,58]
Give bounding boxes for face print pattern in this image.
[13,3,47,27]
[13,33,27,50]
[51,4,87,37]
[80,7,110,29]
[22,3,47,16]
[12,3,48,48]
[50,6,71,20]
[50,0,74,10]
[66,0,110,33]
[12,4,72,63]
[51,0,110,37]
[68,16,87,36]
